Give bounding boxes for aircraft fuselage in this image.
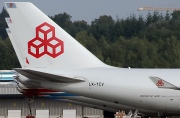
[40,68,180,114]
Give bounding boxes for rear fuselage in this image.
[40,68,180,114]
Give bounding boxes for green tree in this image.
[0,37,20,69]
[51,13,73,34]
[0,7,9,39]
[91,15,115,41]
[70,20,90,37]
[75,31,100,56]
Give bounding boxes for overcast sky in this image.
[1,0,180,23]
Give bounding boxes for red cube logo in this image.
[28,22,64,58]
[47,37,64,58]
[28,38,45,58]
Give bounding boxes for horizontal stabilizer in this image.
[14,68,85,83]
[149,76,179,90]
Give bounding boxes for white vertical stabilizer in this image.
[5,2,107,69]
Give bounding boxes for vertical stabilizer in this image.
[5,2,107,69]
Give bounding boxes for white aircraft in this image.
[4,2,180,117]
[5,19,157,117]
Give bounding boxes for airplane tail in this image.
[5,2,107,69]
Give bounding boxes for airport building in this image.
[0,70,104,118]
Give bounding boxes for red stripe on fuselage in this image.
[21,88,59,96]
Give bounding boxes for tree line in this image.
[0,8,180,69]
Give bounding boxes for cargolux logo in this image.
[28,22,64,58]
[156,80,164,86]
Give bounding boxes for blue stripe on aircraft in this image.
[42,95,65,99]
[46,93,77,97]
